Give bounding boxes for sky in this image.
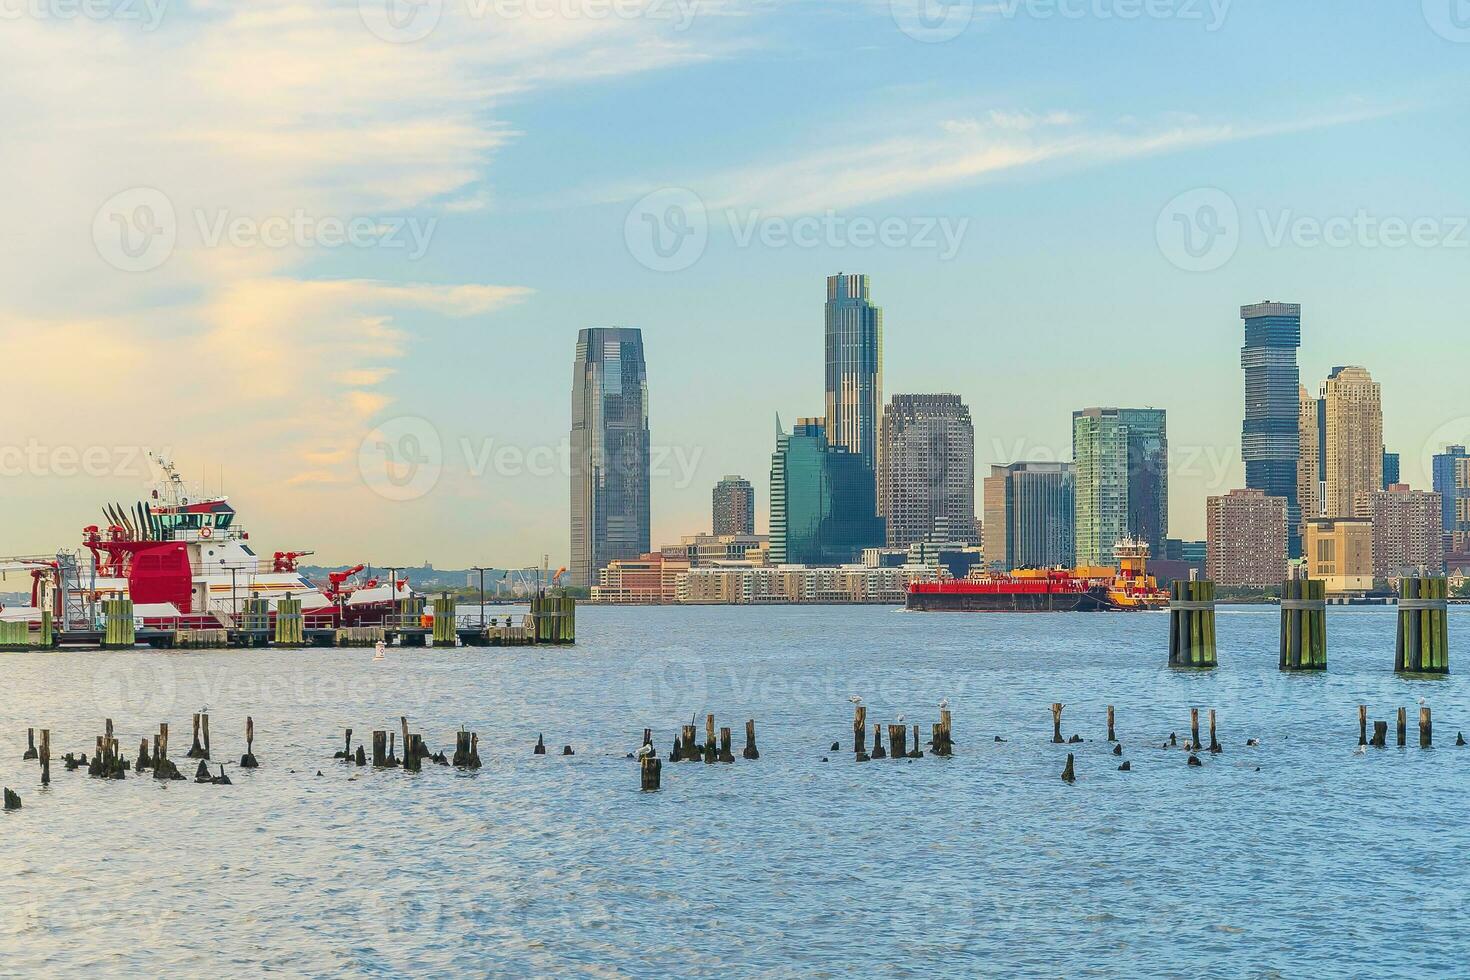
[1,0,1468,568]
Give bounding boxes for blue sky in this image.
[2,0,1468,566]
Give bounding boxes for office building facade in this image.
[1355,485,1445,578]
[1205,488,1288,587]
[1322,365,1383,518]
[770,417,885,566]
[1073,407,1168,566]
[1240,302,1303,555]
[878,394,977,547]
[712,475,756,536]
[824,274,883,473]
[982,462,1076,570]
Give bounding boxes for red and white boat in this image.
[2,454,410,629]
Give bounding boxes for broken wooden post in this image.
[1371,721,1388,748]
[1279,578,1327,670]
[194,759,212,783]
[1107,706,1116,743]
[1396,577,1450,674]
[187,713,205,758]
[718,727,734,763]
[372,731,387,767]
[940,708,952,753]
[640,753,661,791]
[911,724,922,758]
[202,713,211,760]
[679,725,696,761]
[154,723,183,780]
[213,765,231,785]
[23,728,37,761]
[562,744,575,757]
[403,734,423,773]
[1208,709,1220,753]
[888,724,906,760]
[400,717,411,761]
[3,788,19,810]
[39,730,50,787]
[872,723,887,759]
[853,704,867,754]
[535,733,547,755]
[705,714,716,754]
[1397,707,1407,748]
[240,717,259,768]
[1421,706,1433,748]
[1358,705,1368,747]
[334,729,353,760]
[1061,753,1075,783]
[742,719,759,760]
[1169,579,1218,668]
[669,734,682,762]
[354,744,366,766]
[1189,708,1200,751]
[1050,703,1064,744]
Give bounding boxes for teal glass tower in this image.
[570,327,650,587]
[770,417,885,565]
[1073,407,1168,566]
[824,274,883,473]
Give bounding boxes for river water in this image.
[0,604,1466,977]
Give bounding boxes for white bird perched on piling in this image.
[848,695,863,705]
[1418,696,1427,706]
[939,698,949,711]
[896,714,906,724]
[636,744,655,758]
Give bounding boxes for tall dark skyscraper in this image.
[878,394,977,547]
[712,475,755,536]
[570,327,650,588]
[1382,451,1400,489]
[824,274,883,474]
[770,416,885,565]
[1240,301,1302,556]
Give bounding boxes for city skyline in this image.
[3,5,1468,567]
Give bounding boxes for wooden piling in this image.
[1051,703,1064,744]
[1420,707,1432,748]
[275,596,304,646]
[1397,707,1407,747]
[1208,709,1220,753]
[1107,705,1116,743]
[153,723,183,780]
[1396,577,1450,674]
[718,727,735,763]
[888,724,907,760]
[23,728,37,761]
[1279,578,1328,671]
[939,708,953,756]
[1061,753,1075,783]
[39,730,49,787]
[742,719,759,760]
[403,734,423,773]
[872,723,886,759]
[335,729,353,760]
[535,733,547,755]
[3,789,19,811]
[1168,580,1217,668]
[911,724,922,758]
[1190,708,1200,750]
[853,705,867,754]
[679,725,696,761]
[1371,720,1388,748]
[240,716,259,768]
[640,754,661,791]
[1358,705,1368,746]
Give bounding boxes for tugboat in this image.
[906,537,1170,613]
[7,454,409,629]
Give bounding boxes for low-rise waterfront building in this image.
[1305,516,1374,594]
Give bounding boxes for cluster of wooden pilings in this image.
[331,717,486,774]
[14,713,258,796]
[1170,577,1454,674]
[1055,703,1233,781]
[1358,703,1444,748]
[628,715,761,791]
[842,701,952,762]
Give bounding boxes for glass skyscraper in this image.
[1240,301,1302,557]
[770,417,885,565]
[1433,445,1469,538]
[570,327,650,588]
[982,462,1076,570]
[824,274,883,474]
[1073,407,1168,567]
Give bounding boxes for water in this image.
[1,604,1467,977]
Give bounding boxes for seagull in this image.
[636,744,654,758]
[199,705,209,715]
[938,698,949,711]
[1354,745,1367,755]
[1417,696,1428,706]
[896,714,906,724]
[848,695,863,705]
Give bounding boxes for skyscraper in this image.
[1240,302,1302,556]
[1206,488,1287,587]
[1382,451,1400,489]
[1073,407,1169,566]
[1432,445,1469,544]
[1321,366,1383,518]
[1296,385,1320,531]
[982,462,1076,570]
[824,274,883,474]
[878,394,977,547]
[770,416,885,566]
[570,327,650,588]
[712,475,755,536]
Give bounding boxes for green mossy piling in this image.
[1395,577,1449,675]
[1169,580,1217,668]
[1279,578,1327,671]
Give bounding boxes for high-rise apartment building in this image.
[1240,302,1303,555]
[1205,488,1287,587]
[878,394,977,547]
[570,327,651,588]
[1297,385,1320,531]
[712,475,755,536]
[1355,485,1445,578]
[1321,365,1382,518]
[770,417,885,566]
[1073,407,1168,566]
[824,274,883,474]
[982,462,1076,571]
[1431,445,1469,542]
